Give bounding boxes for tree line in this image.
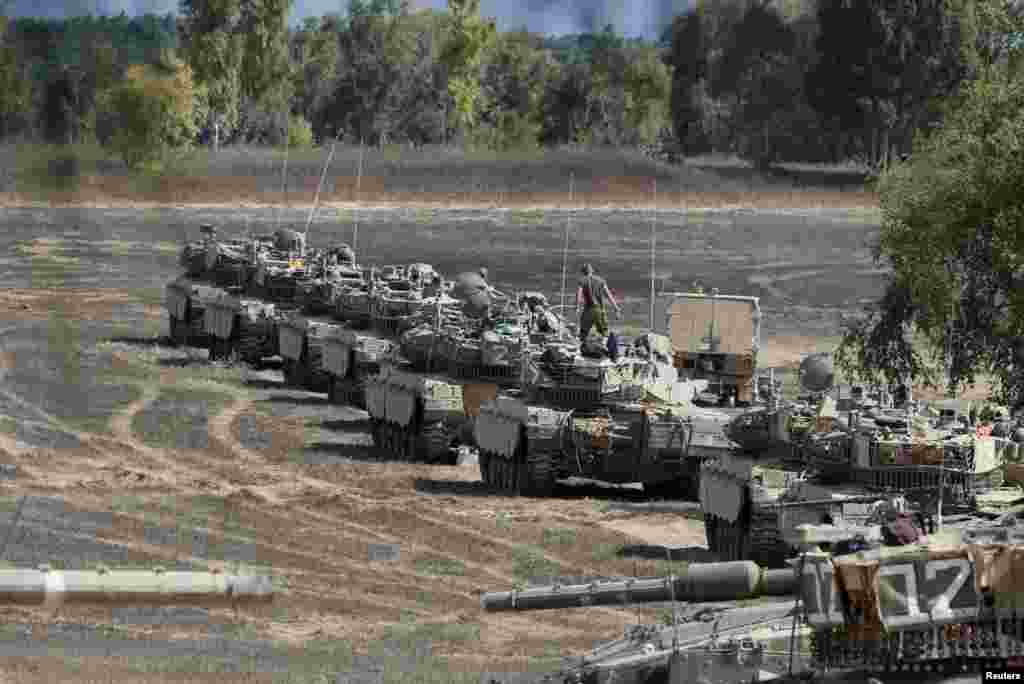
[0,0,1022,171]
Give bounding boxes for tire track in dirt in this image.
[202,398,627,620]
[198,397,638,638]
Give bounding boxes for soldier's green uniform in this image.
[576,264,620,342]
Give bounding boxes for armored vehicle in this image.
[480,518,1024,683]
[712,354,1024,568]
[166,224,363,366]
[472,337,732,498]
[665,290,762,406]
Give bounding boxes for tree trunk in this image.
[214,120,221,154]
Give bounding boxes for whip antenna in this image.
[559,172,574,340]
[353,138,364,255]
[276,131,289,232]
[305,131,342,242]
[649,178,657,332]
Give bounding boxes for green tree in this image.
[0,3,30,139]
[667,8,710,155]
[806,0,967,169]
[714,3,796,168]
[621,46,671,147]
[476,30,552,150]
[439,0,496,143]
[180,0,244,152]
[107,58,200,168]
[324,7,444,145]
[292,15,341,130]
[239,0,293,140]
[836,62,1024,407]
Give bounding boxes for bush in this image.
[288,115,314,148]
[107,60,199,170]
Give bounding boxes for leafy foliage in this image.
[838,56,1024,406]
[439,0,497,139]
[107,58,199,168]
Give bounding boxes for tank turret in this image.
[799,353,834,393]
[480,527,1024,680]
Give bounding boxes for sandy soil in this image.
[0,183,878,212]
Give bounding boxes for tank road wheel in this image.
[704,515,719,555]
[399,426,415,462]
[386,425,398,459]
[236,329,264,366]
[479,450,492,485]
[370,419,385,457]
[501,458,512,491]
[522,450,557,496]
[421,423,452,465]
[488,457,501,490]
[168,315,183,346]
[209,337,226,361]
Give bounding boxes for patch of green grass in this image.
[131,385,233,447]
[511,545,561,585]
[220,622,260,641]
[381,619,480,646]
[413,558,466,577]
[111,494,146,515]
[131,410,193,448]
[495,511,513,530]
[591,543,622,562]
[541,527,577,547]
[592,500,612,513]
[271,638,355,677]
[94,350,161,384]
[510,208,545,225]
[120,654,266,674]
[96,624,129,640]
[159,384,233,407]
[0,496,22,513]
[0,416,16,434]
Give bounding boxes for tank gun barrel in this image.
[480,561,795,612]
[0,567,275,607]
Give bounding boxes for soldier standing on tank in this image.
[575,264,621,343]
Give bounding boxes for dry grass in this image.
[0,142,878,210]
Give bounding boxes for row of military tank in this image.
[165,224,732,501]
[164,224,1024,681]
[165,225,1024,563]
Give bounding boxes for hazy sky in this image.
[9,0,692,38]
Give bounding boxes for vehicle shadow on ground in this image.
[319,418,373,433]
[292,443,376,463]
[263,394,331,407]
[617,543,717,564]
[106,335,172,347]
[413,478,653,501]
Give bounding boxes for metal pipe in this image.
[0,568,275,607]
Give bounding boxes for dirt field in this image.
[0,152,891,682]
[1,144,877,211]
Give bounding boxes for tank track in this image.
[420,422,454,465]
[369,419,455,464]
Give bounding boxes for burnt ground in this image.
[0,206,882,682]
